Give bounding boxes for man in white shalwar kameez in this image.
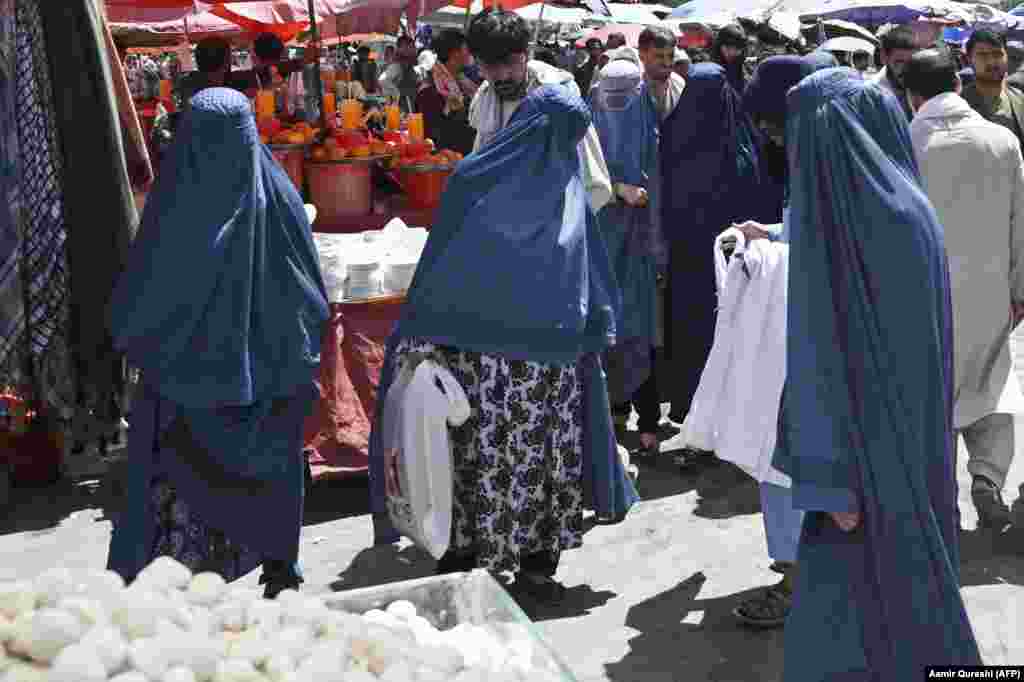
[467,10,613,214]
[906,48,1024,529]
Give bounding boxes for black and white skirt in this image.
[392,337,585,574]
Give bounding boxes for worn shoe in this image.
[1011,485,1024,529]
[733,580,792,629]
[971,476,1011,530]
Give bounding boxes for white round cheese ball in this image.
[0,583,36,620]
[164,665,199,682]
[109,672,150,682]
[186,574,227,607]
[57,596,109,630]
[262,653,296,682]
[245,599,282,632]
[79,625,129,675]
[136,557,194,593]
[271,626,313,661]
[213,657,262,682]
[131,637,173,679]
[112,588,175,639]
[18,608,85,663]
[384,600,417,621]
[72,570,126,601]
[32,568,75,608]
[49,644,107,682]
[214,601,248,633]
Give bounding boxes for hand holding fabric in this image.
[733,220,772,241]
[830,510,861,532]
[1012,301,1024,328]
[618,183,648,207]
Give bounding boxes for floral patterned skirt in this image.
[393,338,585,574]
[150,478,261,582]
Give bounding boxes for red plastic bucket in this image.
[270,145,306,193]
[396,167,452,209]
[306,159,373,220]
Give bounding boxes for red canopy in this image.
[107,1,445,43]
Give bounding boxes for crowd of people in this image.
[100,9,1024,680]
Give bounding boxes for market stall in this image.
[302,220,427,478]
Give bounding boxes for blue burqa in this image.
[776,69,981,680]
[589,59,664,405]
[106,88,329,581]
[660,63,774,420]
[370,85,638,542]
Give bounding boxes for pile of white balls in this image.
[0,558,567,682]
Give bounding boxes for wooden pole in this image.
[532,1,546,57]
[307,0,325,131]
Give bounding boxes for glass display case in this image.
[323,570,578,682]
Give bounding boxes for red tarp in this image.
[107,0,447,43]
[303,299,404,476]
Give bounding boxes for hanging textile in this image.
[1,0,73,414]
[39,0,138,427]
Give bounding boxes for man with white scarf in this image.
[905,48,1024,530]
[467,9,613,213]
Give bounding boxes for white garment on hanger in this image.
[682,228,790,487]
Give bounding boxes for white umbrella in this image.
[820,35,876,53]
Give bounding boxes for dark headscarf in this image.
[108,88,328,409]
[743,52,838,212]
[712,24,748,92]
[775,68,981,679]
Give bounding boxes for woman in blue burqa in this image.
[589,50,665,461]
[660,62,775,458]
[105,88,329,598]
[721,52,836,629]
[776,68,981,679]
[368,84,626,601]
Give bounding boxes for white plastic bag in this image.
[381,359,470,559]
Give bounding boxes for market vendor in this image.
[230,32,315,96]
[417,29,477,156]
[179,38,232,104]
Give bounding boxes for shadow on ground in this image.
[0,476,115,537]
[329,544,436,592]
[606,571,785,682]
[959,526,1024,587]
[304,475,371,526]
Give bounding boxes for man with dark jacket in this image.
[416,29,476,155]
[575,38,604,94]
[962,30,1024,148]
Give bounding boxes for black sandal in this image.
[733,583,792,628]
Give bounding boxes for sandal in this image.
[733,583,792,629]
[513,572,568,603]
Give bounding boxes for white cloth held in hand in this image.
[682,228,791,487]
[381,358,470,559]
